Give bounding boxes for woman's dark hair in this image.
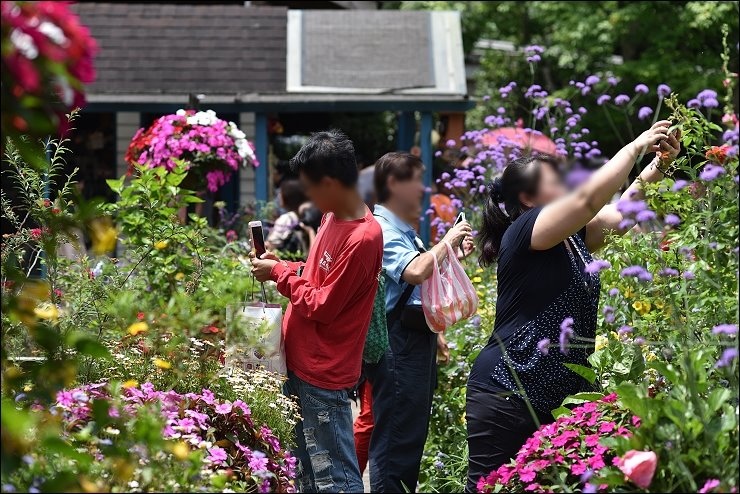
[478,154,560,267]
[374,152,424,203]
[289,129,358,186]
[280,179,307,212]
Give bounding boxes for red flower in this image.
[705,145,731,165]
[29,228,42,239]
[52,208,61,214]
[136,311,146,321]
[202,325,220,334]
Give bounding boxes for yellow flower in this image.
[461,412,466,424]
[89,217,118,255]
[595,334,608,351]
[154,240,169,250]
[34,303,59,322]
[172,441,190,461]
[624,287,634,299]
[477,290,485,298]
[476,267,484,274]
[646,352,658,362]
[127,321,148,336]
[175,272,185,281]
[632,300,651,315]
[153,358,171,369]
[79,477,103,493]
[472,276,482,283]
[122,380,138,389]
[23,384,33,392]
[654,300,665,309]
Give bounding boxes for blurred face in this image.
[388,167,425,219]
[523,163,567,207]
[299,173,336,213]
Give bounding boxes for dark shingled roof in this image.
[72,3,287,96]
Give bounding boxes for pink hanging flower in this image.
[618,450,658,489]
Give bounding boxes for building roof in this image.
[73,3,287,96]
[74,3,470,110]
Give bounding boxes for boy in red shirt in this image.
[252,129,382,493]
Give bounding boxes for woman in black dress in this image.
[465,120,681,492]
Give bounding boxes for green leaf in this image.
[562,392,605,406]
[106,178,125,194]
[551,406,571,419]
[707,388,731,412]
[563,363,597,384]
[75,338,111,359]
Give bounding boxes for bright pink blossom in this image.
[618,450,658,489]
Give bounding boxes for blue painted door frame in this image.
[419,111,433,245]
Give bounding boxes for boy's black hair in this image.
[289,129,358,186]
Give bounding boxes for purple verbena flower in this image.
[607,76,619,86]
[715,348,738,368]
[584,259,611,274]
[658,268,679,277]
[636,210,657,222]
[712,324,738,335]
[585,75,600,86]
[657,84,671,97]
[537,338,551,355]
[700,164,726,181]
[559,317,574,354]
[671,180,688,191]
[638,106,653,120]
[614,94,630,106]
[664,214,681,226]
[703,98,720,108]
[608,288,620,297]
[618,325,633,337]
[597,95,611,106]
[635,84,649,94]
[682,271,695,280]
[687,99,701,108]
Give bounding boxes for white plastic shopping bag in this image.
[225,286,286,375]
[421,240,478,333]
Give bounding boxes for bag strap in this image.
[374,213,426,327]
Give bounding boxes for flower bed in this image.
[46,381,296,493]
[477,394,638,493]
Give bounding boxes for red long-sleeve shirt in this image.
[270,208,383,390]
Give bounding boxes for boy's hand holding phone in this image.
[249,220,279,282]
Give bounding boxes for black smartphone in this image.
[249,220,266,257]
[454,211,467,250]
[454,211,466,225]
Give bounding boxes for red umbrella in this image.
[480,127,558,156]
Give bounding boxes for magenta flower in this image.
[215,402,233,414]
[206,446,228,466]
[638,106,653,120]
[248,450,269,475]
[699,479,721,493]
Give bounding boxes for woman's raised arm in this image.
[531,120,671,251]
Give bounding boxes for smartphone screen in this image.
[454,211,466,225]
[250,223,266,257]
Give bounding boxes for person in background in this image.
[357,153,377,210]
[367,151,474,493]
[265,179,309,254]
[465,122,680,491]
[251,129,382,493]
[272,159,298,216]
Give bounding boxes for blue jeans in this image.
[366,319,438,493]
[283,371,364,493]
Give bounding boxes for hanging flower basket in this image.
[0,1,98,139]
[125,109,259,193]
